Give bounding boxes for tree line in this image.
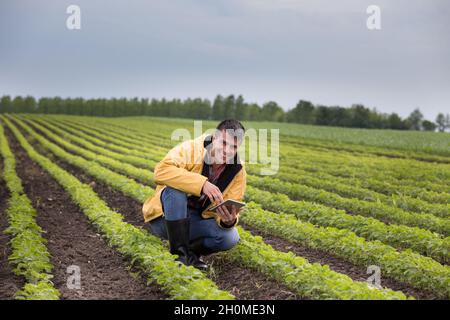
[1,94,449,132]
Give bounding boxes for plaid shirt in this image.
[187,163,226,209]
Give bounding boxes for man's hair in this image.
[216,119,245,132]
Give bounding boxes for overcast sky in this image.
[1,0,449,119]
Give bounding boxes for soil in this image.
[4,126,167,300]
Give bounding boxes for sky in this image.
[1,0,449,120]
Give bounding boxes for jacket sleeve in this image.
[216,167,247,229]
[153,140,208,196]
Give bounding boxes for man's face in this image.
[211,129,241,164]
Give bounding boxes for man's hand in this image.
[202,180,224,205]
[217,205,239,226]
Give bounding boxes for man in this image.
[142,119,247,269]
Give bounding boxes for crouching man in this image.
[142,119,247,269]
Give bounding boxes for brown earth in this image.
[4,126,167,300]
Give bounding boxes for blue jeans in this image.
[148,187,240,253]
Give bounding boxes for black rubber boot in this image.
[165,218,208,270]
[189,237,216,257]
[189,238,216,270]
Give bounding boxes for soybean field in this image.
[0,114,449,300]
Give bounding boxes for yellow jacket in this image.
[142,133,247,228]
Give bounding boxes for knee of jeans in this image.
[163,186,187,202]
[215,228,240,251]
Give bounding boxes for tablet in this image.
[209,199,246,212]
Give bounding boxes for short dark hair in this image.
[216,119,245,132]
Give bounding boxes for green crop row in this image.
[47,114,450,198]
[0,121,60,300]
[73,114,450,161]
[24,115,449,227]
[28,114,168,157]
[42,114,450,296]
[55,115,178,148]
[37,116,164,159]
[281,147,450,191]
[6,117,411,299]
[19,117,155,179]
[247,175,450,236]
[20,117,157,178]
[276,160,450,204]
[8,116,153,203]
[48,116,171,154]
[1,115,234,300]
[227,227,409,300]
[55,113,450,169]
[240,202,450,298]
[51,119,450,235]
[16,115,449,263]
[281,135,450,164]
[266,164,450,210]
[37,114,450,200]
[26,116,165,163]
[77,114,450,186]
[277,131,450,174]
[11,116,450,295]
[245,186,449,264]
[40,115,450,212]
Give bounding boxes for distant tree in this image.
[0,95,12,113]
[223,95,235,119]
[368,108,394,129]
[11,96,26,113]
[329,106,351,127]
[261,101,284,122]
[212,95,224,120]
[314,105,332,125]
[387,113,406,130]
[287,100,315,124]
[234,95,248,121]
[246,103,261,121]
[422,120,437,131]
[192,98,209,119]
[6,94,448,133]
[406,108,424,130]
[435,113,448,133]
[36,97,47,113]
[436,113,446,132]
[349,104,371,128]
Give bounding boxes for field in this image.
[0,113,449,300]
